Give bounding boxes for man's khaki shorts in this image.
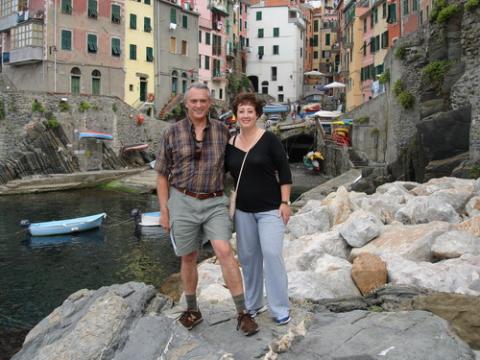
[168,187,232,256]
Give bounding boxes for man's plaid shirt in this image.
[155,117,229,193]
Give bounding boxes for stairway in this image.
[158,94,183,120]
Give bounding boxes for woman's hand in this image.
[279,203,291,225]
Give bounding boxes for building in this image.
[246,2,306,102]
[1,0,125,97]
[124,0,155,106]
[154,0,199,112]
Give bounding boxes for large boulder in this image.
[395,196,461,224]
[431,230,480,260]
[381,254,480,296]
[411,177,474,197]
[321,186,352,225]
[465,196,480,217]
[350,193,407,224]
[351,253,388,295]
[338,209,383,247]
[287,205,331,238]
[350,221,451,262]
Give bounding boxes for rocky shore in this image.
[11,176,480,359]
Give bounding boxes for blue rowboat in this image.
[79,131,113,140]
[21,213,107,236]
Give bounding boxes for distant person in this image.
[226,93,292,325]
[155,83,259,336]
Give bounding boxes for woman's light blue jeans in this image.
[235,209,289,319]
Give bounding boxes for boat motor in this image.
[130,209,141,224]
[20,219,30,228]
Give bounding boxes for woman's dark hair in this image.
[233,93,264,117]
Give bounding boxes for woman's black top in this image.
[225,131,292,213]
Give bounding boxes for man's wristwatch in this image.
[281,200,291,206]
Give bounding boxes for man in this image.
[155,83,259,336]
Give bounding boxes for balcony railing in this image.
[9,46,43,65]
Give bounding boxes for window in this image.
[61,0,72,15]
[61,30,72,50]
[370,13,374,27]
[300,47,302,57]
[111,4,121,24]
[144,0,151,4]
[403,0,409,15]
[278,94,284,102]
[199,30,202,43]
[182,73,188,93]
[381,31,389,48]
[198,54,201,68]
[71,67,81,94]
[382,2,387,18]
[313,20,318,32]
[111,38,121,56]
[129,44,137,59]
[325,33,330,46]
[181,40,187,55]
[205,32,211,45]
[362,41,366,55]
[273,45,279,55]
[261,81,268,94]
[129,84,134,91]
[219,88,223,100]
[91,70,101,95]
[258,46,264,58]
[146,46,153,61]
[412,0,419,11]
[170,8,176,24]
[363,18,367,32]
[213,59,221,77]
[204,55,210,70]
[144,17,151,32]
[313,51,318,59]
[256,11,262,20]
[258,28,263,38]
[170,37,176,53]
[130,14,137,29]
[245,21,247,29]
[374,8,378,23]
[387,3,397,22]
[273,27,279,37]
[88,0,97,18]
[87,34,97,53]
[271,66,277,81]
[182,15,187,28]
[171,70,178,95]
[313,35,318,47]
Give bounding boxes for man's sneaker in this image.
[178,309,203,330]
[249,304,268,318]
[237,312,259,336]
[274,315,291,326]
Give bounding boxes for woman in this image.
[225,93,292,325]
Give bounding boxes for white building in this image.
[246,4,306,102]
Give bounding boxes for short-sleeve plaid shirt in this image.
[155,117,229,193]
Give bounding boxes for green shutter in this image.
[88,0,97,18]
[61,30,71,50]
[205,32,210,45]
[88,34,97,53]
[258,28,263,38]
[130,14,137,29]
[326,33,330,46]
[144,17,151,32]
[146,47,153,62]
[62,0,72,14]
[130,44,137,60]
[170,8,176,24]
[112,5,120,23]
[144,0,151,4]
[182,15,187,28]
[256,11,262,20]
[111,38,121,56]
[92,78,100,95]
[273,27,279,37]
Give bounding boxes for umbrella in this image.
[304,70,326,77]
[324,81,346,89]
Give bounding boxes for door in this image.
[71,75,80,94]
[140,78,147,101]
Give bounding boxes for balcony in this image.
[9,46,43,65]
[212,72,225,81]
[331,43,341,52]
[0,12,18,31]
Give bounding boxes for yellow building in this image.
[124,0,155,107]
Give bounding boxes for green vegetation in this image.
[112,103,118,113]
[436,3,461,23]
[465,0,479,11]
[392,79,404,97]
[368,305,384,312]
[397,91,415,109]
[0,99,5,120]
[166,104,185,120]
[394,46,406,60]
[423,60,451,85]
[31,99,45,113]
[354,116,370,125]
[47,117,60,128]
[59,100,70,112]
[371,128,380,136]
[227,73,252,101]
[78,100,92,112]
[97,180,142,193]
[468,165,480,178]
[378,70,390,85]
[430,0,447,22]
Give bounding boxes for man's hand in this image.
[160,208,170,231]
[279,204,291,225]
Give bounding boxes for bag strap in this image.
[234,131,263,193]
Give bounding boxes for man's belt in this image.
[173,186,223,200]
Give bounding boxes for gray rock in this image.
[338,210,384,247]
[279,310,475,360]
[351,193,407,224]
[432,230,480,259]
[466,196,480,217]
[287,205,331,238]
[395,196,461,224]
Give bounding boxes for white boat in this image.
[131,209,160,226]
[21,213,107,236]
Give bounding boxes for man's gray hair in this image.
[184,82,211,101]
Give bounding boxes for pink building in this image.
[359,6,374,102]
[197,0,212,85]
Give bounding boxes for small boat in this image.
[122,143,149,152]
[79,131,113,140]
[27,229,105,248]
[20,213,107,236]
[131,209,160,226]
